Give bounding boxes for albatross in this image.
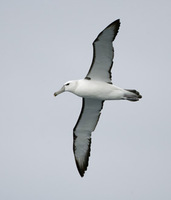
[54,19,142,177]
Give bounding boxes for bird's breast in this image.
[72,80,124,100]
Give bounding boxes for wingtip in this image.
[75,159,87,177]
[73,140,91,178]
[116,19,121,25]
[78,169,85,178]
[116,19,120,23]
[105,19,121,35]
[115,19,121,27]
[117,19,121,26]
[110,19,121,26]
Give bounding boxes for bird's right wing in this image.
[73,98,104,177]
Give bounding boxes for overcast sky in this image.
[1,0,171,199]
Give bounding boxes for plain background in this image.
[1,0,171,199]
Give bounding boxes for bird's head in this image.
[54,80,78,96]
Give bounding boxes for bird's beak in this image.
[54,86,65,97]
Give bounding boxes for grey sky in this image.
[0,0,171,199]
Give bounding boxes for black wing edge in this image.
[73,134,91,177]
[73,98,104,177]
[85,19,120,81]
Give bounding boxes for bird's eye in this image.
[66,83,70,86]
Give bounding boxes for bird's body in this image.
[62,79,140,101]
[54,19,142,177]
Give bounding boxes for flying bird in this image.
[54,19,142,177]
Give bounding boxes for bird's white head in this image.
[54,80,78,97]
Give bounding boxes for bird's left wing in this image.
[85,19,120,83]
[73,98,104,177]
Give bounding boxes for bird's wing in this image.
[73,98,104,177]
[85,19,120,83]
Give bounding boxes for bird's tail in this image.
[124,89,142,101]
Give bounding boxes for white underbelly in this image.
[73,80,125,100]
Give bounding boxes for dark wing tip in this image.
[103,19,120,30]
[73,136,91,177]
[93,19,120,46]
[106,19,121,40]
[75,161,86,177]
[115,19,120,24]
[108,19,120,26]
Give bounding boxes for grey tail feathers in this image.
[124,89,142,102]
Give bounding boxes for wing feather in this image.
[86,19,120,83]
[73,98,104,177]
